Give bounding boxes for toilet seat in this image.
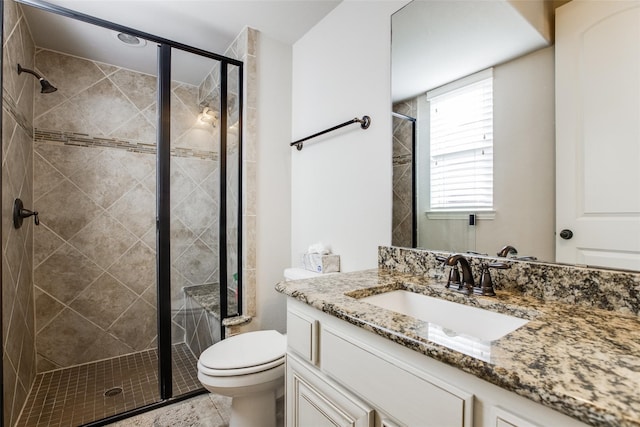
[198,356,284,377]
[198,330,286,377]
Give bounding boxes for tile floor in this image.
[17,344,201,427]
[107,394,231,427]
[108,394,285,427]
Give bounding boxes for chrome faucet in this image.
[445,254,475,295]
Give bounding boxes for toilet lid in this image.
[199,330,286,370]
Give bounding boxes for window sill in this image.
[426,211,496,220]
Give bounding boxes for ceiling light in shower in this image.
[197,107,218,127]
[114,32,147,47]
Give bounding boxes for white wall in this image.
[254,33,292,332]
[487,46,555,261]
[416,46,555,261]
[291,1,406,272]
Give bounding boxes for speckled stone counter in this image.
[185,284,222,316]
[184,284,240,320]
[276,262,640,426]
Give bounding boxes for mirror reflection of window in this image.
[427,69,493,212]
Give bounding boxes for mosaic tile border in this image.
[392,153,412,166]
[379,245,640,315]
[34,129,219,161]
[3,93,33,139]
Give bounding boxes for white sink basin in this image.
[360,290,528,342]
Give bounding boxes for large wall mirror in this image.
[391,0,640,271]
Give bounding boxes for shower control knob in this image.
[13,198,39,229]
[559,229,573,240]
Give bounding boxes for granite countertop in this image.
[276,268,640,427]
[185,283,221,314]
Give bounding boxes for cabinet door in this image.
[287,354,373,427]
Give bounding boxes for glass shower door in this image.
[20,6,165,423]
[169,47,240,395]
[225,63,242,318]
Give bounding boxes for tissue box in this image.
[302,253,340,274]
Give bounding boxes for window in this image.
[427,69,493,211]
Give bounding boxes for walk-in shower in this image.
[1,0,244,425]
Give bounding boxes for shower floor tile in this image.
[16,344,202,427]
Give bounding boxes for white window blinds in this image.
[427,69,493,211]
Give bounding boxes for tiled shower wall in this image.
[392,98,416,247]
[227,28,258,325]
[32,49,221,371]
[183,285,222,357]
[2,1,37,425]
[196,57,241,315]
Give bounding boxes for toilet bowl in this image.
[197,330,286,427]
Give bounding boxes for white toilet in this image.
[197,329,286,427]
[197,268,322,427]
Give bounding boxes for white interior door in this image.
[556,0,640,270]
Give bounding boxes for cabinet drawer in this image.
[322,328,473,427]
[287,309,318,364]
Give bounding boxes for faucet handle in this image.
[446,266,461,289]
[435,255,462,290]
[488,262,510,270]
[476,262,510,296]
[477,266,496,296]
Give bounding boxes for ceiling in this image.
[20,0,341,84]
[391,0,555,102]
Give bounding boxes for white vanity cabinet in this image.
[285,298,588,427]
[286,299,472,427]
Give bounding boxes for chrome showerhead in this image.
[17,63,58,94]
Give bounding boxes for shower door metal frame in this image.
[6,1,244,425]
[392,111,418,248]
[0,2,6,426]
